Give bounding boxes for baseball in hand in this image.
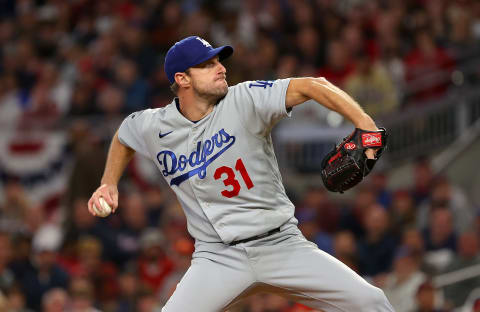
[93,197,112,217]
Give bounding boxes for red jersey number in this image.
[214,158,254,198]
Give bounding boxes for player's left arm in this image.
[285,77,378,158]
[286,77,377,130]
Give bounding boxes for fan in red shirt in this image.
[404,29,455,103]
[317,40,355,88]
[137,228,174,292]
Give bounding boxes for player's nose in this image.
[216,60,226,74]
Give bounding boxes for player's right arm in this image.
[87,131,135,216]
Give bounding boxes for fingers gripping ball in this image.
[93,197,112,217]
[321,127,387,193]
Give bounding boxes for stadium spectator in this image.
[383,247,427,312]
[158,237,194,306]
[68,277,101,312]
[135,288,163,312]
[0,179,33,235]
[5,285,32,312]
[136,228,174,293]
[400,227,443,276]
[410,157,435,205]
[340,186,377,238]
[332,231,358,272]
[375,6,406,96]
[17,225,69,310]
[371,172,393,209]
[344,51,399,118]
[317,40,354,87]
[114,58,150,113]
[115,269,139,312]
[63,198,117,262]
[403,28,455,103]
[389,191,416,239]
[296,187,339,235]
[66,121,108,205]
[417,176,474,235]
[42,288,69,312]
[445,3,480,85]
[143,187,168,227]
[97,84,126,117]
[357,204,397,277]
[295,26,323,69]
[441,231,480,308]
[0,291,7,311]
[0,232,14,293]
[75,236,118,304]
[413,281,447,312]
[422,208,457,273]
[115,192,149,266]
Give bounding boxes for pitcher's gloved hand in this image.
[321,128,387,193]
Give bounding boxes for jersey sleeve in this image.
[231,79,292,136]
[117,110,152,159]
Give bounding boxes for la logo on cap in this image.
[196,37,211,48]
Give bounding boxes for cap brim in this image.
[216,45,233,61]
[192,45,234,68]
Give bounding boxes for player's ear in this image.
[175,72,191,88]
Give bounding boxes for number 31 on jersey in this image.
[214,158,254,198]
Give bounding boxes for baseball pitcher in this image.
[88,36,394,312]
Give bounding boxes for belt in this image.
[229,227,281,246]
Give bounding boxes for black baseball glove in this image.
[321,128,387,193]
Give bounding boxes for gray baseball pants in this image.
[162,224,395,312]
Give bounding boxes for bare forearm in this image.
[100,132,135,186]
[310,79,377,130]
[288,78,377,130]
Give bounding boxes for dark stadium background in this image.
[0,0,479,311]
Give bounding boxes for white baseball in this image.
[93,197,112,217]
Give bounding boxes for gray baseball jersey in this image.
[117,79,394,312]
[118,79,296,244]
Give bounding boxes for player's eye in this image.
[195,61,212,68]
[194,57,219,69]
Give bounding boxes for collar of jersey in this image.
[173,97,217,127]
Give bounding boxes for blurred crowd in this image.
[1,0,480,124]
[2,153,480,312]
[1,0,480,311]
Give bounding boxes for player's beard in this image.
[191,78,228,104]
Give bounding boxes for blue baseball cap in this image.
[164,36,233,84]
